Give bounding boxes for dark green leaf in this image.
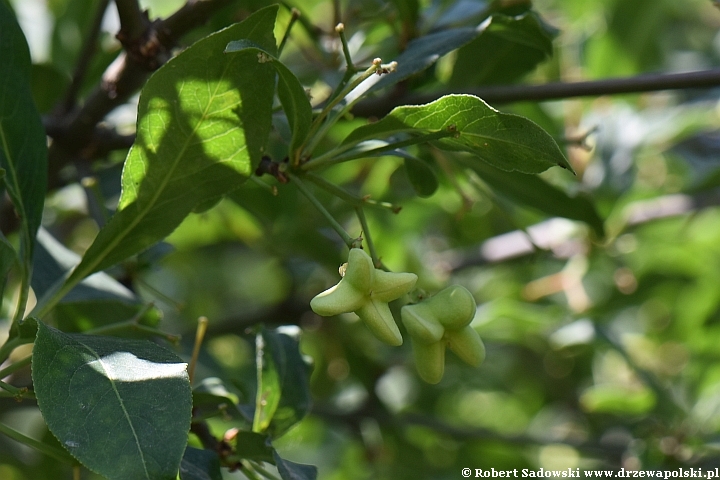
[193,377,240,406]
[402,154,439,198]
[343,94,573,174]
[31,228,158,332]
[253,330,282,432]
[449,12,557,86]
[0,0,48,261]
[30,63,70,113]
[265,328,313,438]
[391,0,420,28]
[430,0,489,29]
[192,377,246,420]
[225,39,312,162]
[235,431,275,463]
[465,160,605,237]
[0,230,16,311]
[273,450,318,480]
[65,6,278,287]
[180,447,222,480]
[368,27,483,93]
[32,322,192,480]
[32,228,138,305]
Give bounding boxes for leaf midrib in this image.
[74,57,240,282]
[79,341,150,479]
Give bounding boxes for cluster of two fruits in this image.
[310,248,485,383]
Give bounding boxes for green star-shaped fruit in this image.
[401,285,486,383]
[311,249,417,346]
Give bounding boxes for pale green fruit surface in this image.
[412,339,445,384]
[446,326,486,367]
[356,300,403,346]
[401,303,445,344]
[429,285,477,330]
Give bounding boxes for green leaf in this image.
[247,327,313,438]
[62,6,279,289]
[30,63,71,113]
[368,27,482,93]
[401,154,439,198]
[225,39,312,162]
[32,322,192,480]
[32,228,138,305]
[273,450,318,480]
[0,1,48,262]
[235,431,275,463]
[449,12,557,86]
[266,328,313,438]
[580,384,656,416]
[343,94,573,174]
[0,230,16,311]
[180,447,222,480]
[253,330,282,433]
[465,160,605,237]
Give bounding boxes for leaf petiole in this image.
[301,60,395,156]
[304,172,400,212]
[0,422,78,465]
[303,127,456,171]
[277,7,301,57]
[287,172,361,249]
[0,355,31,379]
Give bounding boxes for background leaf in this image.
[273,450,317,480]
[465,160,605,237]
[30,228,159,333]
[64,6,279,287]
[32,322,192,480]
[0,1,48,262]
[245,327,313,438]
[366,27,482,94]
[0,230,16,312]
[449,12,557,86]
[180,447,222,480]
[343,94,572,173]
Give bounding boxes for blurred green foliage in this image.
[3,0,720,478]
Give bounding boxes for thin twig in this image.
[62,0,112,113]
[115,0,147,41]
[352,68,720,117]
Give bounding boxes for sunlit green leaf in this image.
[343,94,572,173]
[580,384,656,415]
[32,322,192,480]
[225,39,312,162]
[64,6,278,288]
